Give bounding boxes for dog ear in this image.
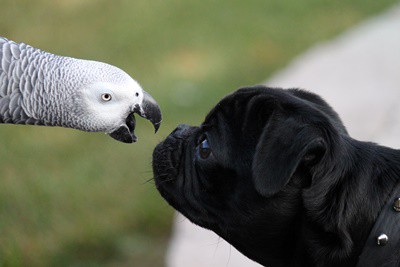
[252,113,327,197]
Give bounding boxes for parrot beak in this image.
[109,90,162,144]
[135,90,162,133]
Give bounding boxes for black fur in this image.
[152,86,400,267]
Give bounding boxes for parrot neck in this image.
[0,55,72,129]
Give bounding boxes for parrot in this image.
[0,36,162,143]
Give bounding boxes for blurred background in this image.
[0,0,398,266]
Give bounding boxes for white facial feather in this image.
[81,79,144,133]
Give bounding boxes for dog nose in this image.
[172,124,192,139]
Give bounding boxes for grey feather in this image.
[0,37,56,126]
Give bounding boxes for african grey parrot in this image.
[0,36,161,143]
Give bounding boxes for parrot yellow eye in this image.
[101,93,112,102]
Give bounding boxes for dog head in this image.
[153,86,348,265]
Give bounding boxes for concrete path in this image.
[166,4,400,267]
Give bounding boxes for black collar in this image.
[356,182,400,267]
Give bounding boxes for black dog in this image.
[153,86,400,267]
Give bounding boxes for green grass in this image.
[0,0,397,266]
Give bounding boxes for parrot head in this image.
[69,61,162,143]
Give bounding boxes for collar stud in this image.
[376,234,388,246]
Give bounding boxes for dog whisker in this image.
[141,177,155,185]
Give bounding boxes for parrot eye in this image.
[101,93,112,102]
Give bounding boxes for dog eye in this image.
[198,138,211,159]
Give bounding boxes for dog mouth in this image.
[152,137,189,214]
[153,135,209,212]
[153,137,183,186]
[153,124,197,187]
